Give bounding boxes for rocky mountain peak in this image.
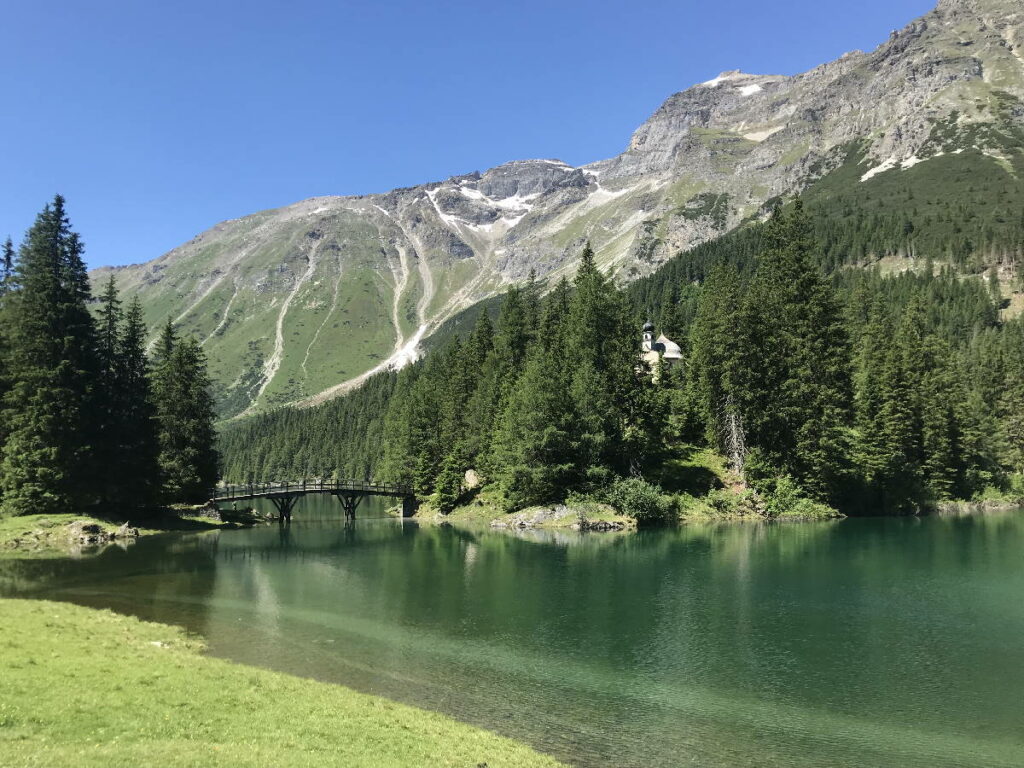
[95,0,1024,417]
[477,159,580,200]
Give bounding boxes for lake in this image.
[2,498,1022,768]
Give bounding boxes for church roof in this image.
[657,334,683,359]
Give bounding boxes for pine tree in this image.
[490,336,574,509]
[378,366,420,486]
[94,275,124,503]
[0,238,15,467]
[96,275,123,378]
[429,312,497,510]
[918,335,961,500]
[1,196,99,516]
[116,297,162,508]
[1000,321,1024,473]
[0,238,13,293]
[734,201,852,500]
[565,243,654,477]
[852,299,898,504]
[687,264,745,453]
[152,325,219,502]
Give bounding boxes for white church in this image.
[641,321,683,374]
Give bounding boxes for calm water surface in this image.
[2,498,1023,768]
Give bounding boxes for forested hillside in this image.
[220,201,1024,516]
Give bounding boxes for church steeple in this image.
[642,321,655,351]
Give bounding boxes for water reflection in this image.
[1,502,1022,768]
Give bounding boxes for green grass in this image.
[0,599,562,768]
[0,515,124,558]
[0,513,240,559]
[649,446,729,498]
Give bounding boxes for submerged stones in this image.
[490,504,628,532]
[66,519,139,546]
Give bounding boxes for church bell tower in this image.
[642,321,655,352]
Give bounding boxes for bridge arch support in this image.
[332,491,363,521]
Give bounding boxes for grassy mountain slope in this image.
[93,0,1024,417]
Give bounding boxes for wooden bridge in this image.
[211,480,416,522]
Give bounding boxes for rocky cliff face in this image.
[94,0,1024,417]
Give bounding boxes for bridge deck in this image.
[213,480,413,503]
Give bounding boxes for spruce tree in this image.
[430,313,497,510]
[94,275,124,503]
[117,297,162,508]
[152,324,219,502]
[565,243,653,478]
[1,196,99,516]
[734,201,852,500]
[852,299,899,506]
[0,238,13,292]
[1000,321,1024,473]
[0,238,14,466]
[490,324,574,509]
[378,366,420,486]
[687,264,745,453]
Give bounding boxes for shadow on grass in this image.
[92,506,258,532]
[650,445,725,496]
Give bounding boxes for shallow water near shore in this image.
[2,497,1023,768]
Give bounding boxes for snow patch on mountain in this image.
[861,156,900,181]
[702,71,747,87]
[743,125,784,142]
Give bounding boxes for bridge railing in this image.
[212,479,413,500]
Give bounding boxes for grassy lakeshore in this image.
[418,492,634,531]
[0,512,249,559]
[0,599,562,768]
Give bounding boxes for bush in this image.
[704,488,760,517]
[605,477,675,525]
[973,473,1024,502]
[763,476,838,520]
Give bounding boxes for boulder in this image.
[115,522,140,538]
[66,520,107,545]
[463,469,482,491]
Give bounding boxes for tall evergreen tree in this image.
[111,296,162,508]
[687,264,746,455]
[152,325,219,502]
[0,238,15,455]
[490,295,574,509]
[94,275,124,502]
[734,201,852,500]
[1,196,98,515]
[0,238,13,293]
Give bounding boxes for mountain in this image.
[93,0,1024,417]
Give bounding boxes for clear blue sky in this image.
[1,0,935,269]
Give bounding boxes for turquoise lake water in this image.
[2,499,1022,767]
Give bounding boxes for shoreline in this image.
[0,508,259,559]
[0,598,562,767]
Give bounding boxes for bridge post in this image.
[269,494,299,524]
[402,496,418,518]
[332,491,362,522]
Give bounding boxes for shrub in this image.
[704,488,760,517]
[763,476,838,520]
[605,477,675,525]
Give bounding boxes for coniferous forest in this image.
[0,197,219,517]
[2,195,1020,520]
[220,201,1024,518]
